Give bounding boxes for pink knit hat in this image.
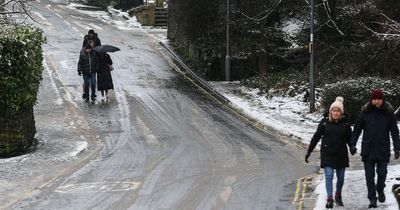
[330,96,344,113]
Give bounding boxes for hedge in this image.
[0,25,45,117]
[0,25,45,157]
[321,77,400,123]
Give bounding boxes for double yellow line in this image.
[293,175,316,210]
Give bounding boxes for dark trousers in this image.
[83,73,97,98]
[363,160,388,200]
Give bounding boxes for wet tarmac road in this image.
[6,1,314,209]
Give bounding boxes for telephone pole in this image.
[225,0,231,81]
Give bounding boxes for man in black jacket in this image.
[82,29,101,49]
[78,41,99,102]
[350,89,400,208]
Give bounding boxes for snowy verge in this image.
[314,164,400,210]
[209,82,321,145]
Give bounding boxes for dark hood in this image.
[361,101,394,114]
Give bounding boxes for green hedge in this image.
[0,25,45,157]
[0,25,45,117]
[321,77,400,123]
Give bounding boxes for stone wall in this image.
[0,107,36,158]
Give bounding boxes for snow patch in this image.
[0,154,30,163]
[69,141,88,158]
[280,18,304,49]
[313,165,400,210]
[55,140,88,161]
[210,82,319,143]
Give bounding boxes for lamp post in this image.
[225,0,231,81]
[309,0,315,112]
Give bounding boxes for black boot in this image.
[325,197,334,209]
[82,94,89,102]
[334,193,344,206]
[368,198,377,208]
[377,190,385,203]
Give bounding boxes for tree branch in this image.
[239,0,282,22]
[0,0,33,24]
[322,0,344,36]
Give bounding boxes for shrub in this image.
[321,77,400,123]
[0,25,45,157]
[242,71,309,97]
[0,25,45,116]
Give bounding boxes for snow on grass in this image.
[210,82,320,145]
[280,18,304,49]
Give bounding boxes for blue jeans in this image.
[364,160,388,200]
[324,167,346,197]
[83,73,96,98]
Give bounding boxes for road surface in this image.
[3,1,315,209]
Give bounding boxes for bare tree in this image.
[0,0,33,25]
[362,13,400,40]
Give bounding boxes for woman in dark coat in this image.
[305,96,352,209]
[96,53,114,100]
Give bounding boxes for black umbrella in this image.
[93,45,120,53]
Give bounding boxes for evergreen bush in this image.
[321,77,400,123]
[0,25,45,157]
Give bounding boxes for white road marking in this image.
[219,176,236,203]
[43,61,64,105]
[60,60,75,70]
[55,12,63,20]
[136,116,160,145]
[63,19,71,26]
[33,11,51,26]
[88,23,102,30]
[45,54,78,108]
[55,182,141,193]
[72,26,80,34]
[73,21,90,31]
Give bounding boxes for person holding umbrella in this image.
[92,44,120,101]
[96,52,113,100]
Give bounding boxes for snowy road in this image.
[3,1,314,209]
